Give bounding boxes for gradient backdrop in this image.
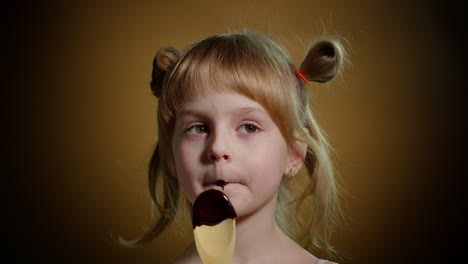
[5,0,465,263]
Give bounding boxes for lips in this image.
[204,179,239,191]
[215,180,227,187]
[202,173,241,189]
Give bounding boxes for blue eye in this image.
[239,124,259,134]
[186,125,208,134]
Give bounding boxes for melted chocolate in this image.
[192,189,237,228]
[215,180,227,190]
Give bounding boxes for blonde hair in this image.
[121,32,347,257]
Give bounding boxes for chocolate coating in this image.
[192,189,237,228]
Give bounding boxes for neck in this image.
[231,196,286,263]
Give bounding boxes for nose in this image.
[209,152,230,162]
[207,132,231,162]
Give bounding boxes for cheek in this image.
[245,141,289,183]
[249,137,289,169]
[172,142,203,203]
[176,141,206,173]
[174,168,198,204]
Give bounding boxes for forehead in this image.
[176,92,269,119]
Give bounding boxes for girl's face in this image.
[171,92,295,218]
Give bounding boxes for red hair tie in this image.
[295,69,308,84]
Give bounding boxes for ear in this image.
[284,128,308,177]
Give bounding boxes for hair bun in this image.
[150,46,180,98]
[298,38,347,83]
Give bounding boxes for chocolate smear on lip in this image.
[192,189,237,228]
[216,180,227,190]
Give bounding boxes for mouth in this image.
[215,180,228,190]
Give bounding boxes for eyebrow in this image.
[236,107,267,115]
[176,110,206,119]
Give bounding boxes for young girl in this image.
[122,31,347,264]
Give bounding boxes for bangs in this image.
[160,33,300,140]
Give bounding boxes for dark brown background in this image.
[5,0,465,263]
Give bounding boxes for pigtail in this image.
[298,37,346,83]
[118,47,182,247]
[118,144,181,247]
[150,46,180,98]
[290,37,348,258]
[129,47,182,244]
